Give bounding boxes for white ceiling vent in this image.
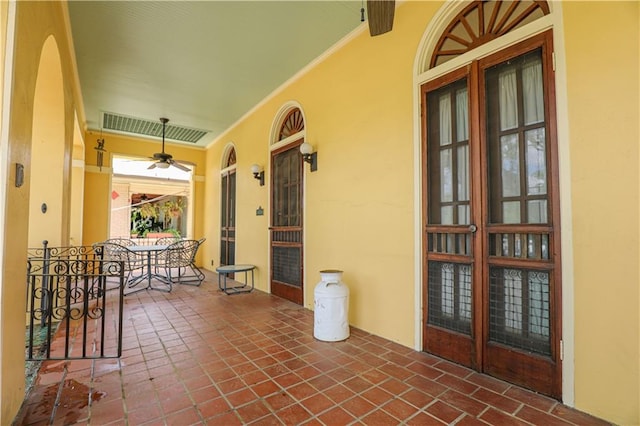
[102,112,209,143]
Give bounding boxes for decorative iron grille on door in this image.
[26,242,125,360]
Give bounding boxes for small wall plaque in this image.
[256,206,264,216]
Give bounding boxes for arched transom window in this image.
[278,108,304,141]
[430,0,549,68]
[223,147,236,168]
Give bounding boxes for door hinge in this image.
[552,51,556,72]
[560,339,564,361]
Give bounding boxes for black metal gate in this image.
[26,241,125,360]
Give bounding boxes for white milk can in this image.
[314,269,350,341]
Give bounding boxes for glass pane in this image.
[458,205,470,225]
[527,234,536,258]
[220,240,227,264]
[446,234,455,254]
[291,188,299,226]
[523,58,544,125]
[439,94,452,146]
[272,246,301,286]
[489,267,551,355]
[499,68,518,130]
[501,134,520,196]
[514,234,522,257]
[502,234,510,255]
[541,234,549,259]
[529,271,550,337]
[503,201,521,223]
[441,263,454,316]
[272,148,301,227]
[527,200,547,223]
[229,172,236,227]
[504,269,523,332]
[457,145,469,201]
[428,261,472,335]
[459,265,472,320]
[441,206,453,225]
[526,128,547,195]
[220,175,228,227]
[456,88,468,142]
[440,149,453,202]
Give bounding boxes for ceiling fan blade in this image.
[171,160,191,172]
[148,162,157,170]
[367,0,395,36]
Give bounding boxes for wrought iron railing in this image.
[26,241,125,360]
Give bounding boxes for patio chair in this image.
[151,236,181,276]
[104,238,138,247]
[94,241,144,286]
[155,236,181,245]
[156,239,205,286]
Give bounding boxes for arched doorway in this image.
[417,1,563,398]
[220,145,236,268]
[269,107,306,305]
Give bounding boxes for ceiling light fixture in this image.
[148,117,191,172]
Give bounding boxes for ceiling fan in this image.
[366,0,395,37]
[148,117,191,172]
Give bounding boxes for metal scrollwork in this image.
[26,243,125,360]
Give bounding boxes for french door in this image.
[270,142,304,305]
[220,170,236,268]
[422,32,562,398]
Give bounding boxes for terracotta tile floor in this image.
[15,272,610,425]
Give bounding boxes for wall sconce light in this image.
[251,164,264,186]
[300,142,317,172]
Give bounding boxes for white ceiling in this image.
[68,1,367,147]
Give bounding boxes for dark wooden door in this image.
[422,32,562,398]
[220,170,236,268]
[270,142,304,305]
[423,69,479,369]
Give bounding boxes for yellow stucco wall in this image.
[562,2,639,423]
[203,0,438,349]
[0,1,78,422]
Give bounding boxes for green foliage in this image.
[131,196,185,237]
[139,202,159,219]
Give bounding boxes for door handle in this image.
[468,224,477,233]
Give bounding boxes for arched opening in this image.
[28,35,66,248]
[269,105,306,305]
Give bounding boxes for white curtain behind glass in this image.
[523,59,544,125]
[499,69,518,131]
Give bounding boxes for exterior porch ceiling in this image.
[68,1,366,147]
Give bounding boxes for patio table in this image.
[128,244,170,293]
[216,264,255,295]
